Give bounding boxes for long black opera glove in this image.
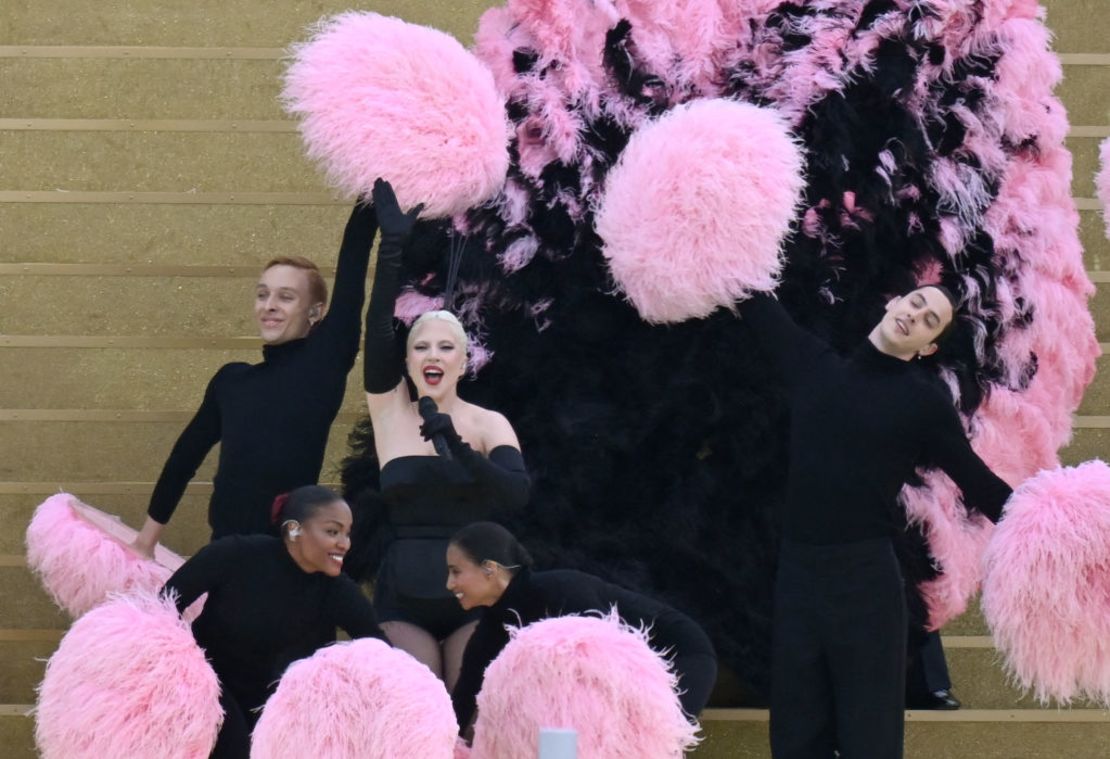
[363,178,424,394]
[419,411,531,509]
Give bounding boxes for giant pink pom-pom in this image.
[595,98,805,324]
[26,493,191,618]
[283,12,510,217]
[981,461,1110,705]
[1097,138,1110,241]
[470,614,699,759]
[35,592,222,759]
[250,638,457,759]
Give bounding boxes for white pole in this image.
[538,728,578,759]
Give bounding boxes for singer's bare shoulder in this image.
[468,404,521,454]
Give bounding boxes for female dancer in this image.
[359,178,530,687]
[446,521,717,735]
[133,201,378,554]
[740,286,1012,758]
[162,485,386,759]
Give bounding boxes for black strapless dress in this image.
[372,455,493,639]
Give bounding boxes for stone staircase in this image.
[2,1,1109,756]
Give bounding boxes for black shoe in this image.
[907,689,962,710]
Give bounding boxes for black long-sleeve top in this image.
[162,535,385,709]
[452,568,715,729]
[147,206,377,537]
[740,294,1012,544]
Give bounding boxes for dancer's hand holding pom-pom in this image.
[26,493,196,619]
[373,177,424,247]
[981,460,1110,706]
[595,99,805,324]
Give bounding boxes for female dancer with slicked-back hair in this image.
[162,485,386,759]
[446,521,717,737]
[355,178,530,688]
[133,202,379,555]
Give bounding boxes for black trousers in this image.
[209,688,262,759]
[770,538,907,759]
[906,630,951,698]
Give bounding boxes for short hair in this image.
[263,256,328,306]
[405,310,470,354]
[450,522,534,572]
[271,484,344,532]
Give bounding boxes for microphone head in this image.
[417,396,439,419]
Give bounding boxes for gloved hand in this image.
[372,178,424,246]
[418,409,463,450]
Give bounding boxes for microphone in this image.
[418,396,453,460]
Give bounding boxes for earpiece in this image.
[282,519,302,540]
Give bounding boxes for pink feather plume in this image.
[35,592,222,759]
[469,614,700,759]
[981,461,1110,705]
[25,493,197,619]
[283,12,510,218]
[595,98,804,324]
[250,637,458,759]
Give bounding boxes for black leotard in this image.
[147,206,377,538]
[452,568,716,729]
[163,534,385,721]
[740,294,1011,543]
[372,452,523,639]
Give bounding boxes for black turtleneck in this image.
[147,206,377,537]
[740,294,1011,545]
[163,534,385,710]
[451,568,715,729]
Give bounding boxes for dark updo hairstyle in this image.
[449,522,534,573]
[270,484,345,537]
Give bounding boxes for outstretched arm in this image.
[451,616,508,737]
[927,404,1012,523]
[363,179,424,416]
[160,537,237,612]
[135,368,225,557]
[329,576,389,642]
[737,293,827,385]
[312,201,379,358]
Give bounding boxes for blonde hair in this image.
[406,310,470,354]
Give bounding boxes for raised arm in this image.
[926,402,1013,523]
[311,201,379,360]
[134,367,227,557]
[737,293,827,385]
[363,179,424,417]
